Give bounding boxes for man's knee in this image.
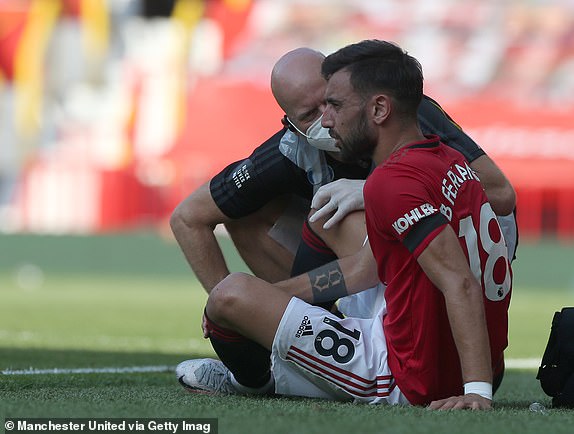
[206,272,252,325]
[307,212,329,242]
[307,211,340,253]
[307,210,366,258]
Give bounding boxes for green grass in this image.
[1,232,574,433]
[2,370,574,434]
[0,275,211,355]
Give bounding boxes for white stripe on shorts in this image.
[286,345,395,398]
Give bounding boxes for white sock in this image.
[230,373,275,395]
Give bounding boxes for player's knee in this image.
[307,214,328,242]
[206,272,251,323]
[308,210,366,258]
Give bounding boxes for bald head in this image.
[271,48,326,124]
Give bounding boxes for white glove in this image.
[309,179,365,229]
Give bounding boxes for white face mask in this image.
[305,115,340,152]
[287,115,339,152]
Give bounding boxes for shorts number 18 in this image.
[314,317,360,364]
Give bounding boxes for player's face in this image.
[322,70,377,162]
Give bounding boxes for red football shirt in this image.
[364,135,512,405]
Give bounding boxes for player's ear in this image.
[371,94,391,125]
[282,115,297,132]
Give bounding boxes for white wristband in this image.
[464,382,492,400]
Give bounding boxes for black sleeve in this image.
[209,129,313,219]
[403,213,449,253]
[418,95,486,163]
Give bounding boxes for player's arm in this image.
[417,225,493,410]
[274,241,379,303]
[170,182,232,293]
[469,155,516,217]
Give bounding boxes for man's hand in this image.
[428,394,492,411]
[310,179,365,229]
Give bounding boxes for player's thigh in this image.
[225,196,290,236]
[225,196,307,281]
[272,297,405,404]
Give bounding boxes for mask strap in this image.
[283,116,311,137]
[282,115,298,133]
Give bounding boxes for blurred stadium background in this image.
[0,0,573,239]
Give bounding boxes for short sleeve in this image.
[210,129,311,218]
[364,167,448,258]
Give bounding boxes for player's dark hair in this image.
[322,40,423,119]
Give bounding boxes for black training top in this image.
[210,95,485,219]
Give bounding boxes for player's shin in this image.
[204,312,274,393]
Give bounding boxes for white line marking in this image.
[1,359,542,376]
[1,365,175,375]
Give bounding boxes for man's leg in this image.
[291,210,366,274]
[306,209,388,320]
[288,210,368,312]
[227,196,366,281]
[178,272,406,404]
[177,210,369,395]
[177,272,291,394]
[183,203,365,392]
[290,219,338,276]
[207,272,289,350]
[308,210,367,258]
[225,196,306,283]
[223,211,368,328]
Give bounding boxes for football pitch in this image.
[1,232,574,433]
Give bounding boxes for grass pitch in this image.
[1,232,574,433]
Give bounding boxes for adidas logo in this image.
[295,316,313,338]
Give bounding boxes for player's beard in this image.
[336,109,377,164]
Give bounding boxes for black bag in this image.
[537,307,574,408]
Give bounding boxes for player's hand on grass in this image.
[428,393,492,411]
[310,179,365,229]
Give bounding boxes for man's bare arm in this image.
[170,182,231,292]
[417,225,492,410]
[275,241,379,303]
[470,155,516,216]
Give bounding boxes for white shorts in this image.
[338,283,386,319]
[271,297,409,405]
